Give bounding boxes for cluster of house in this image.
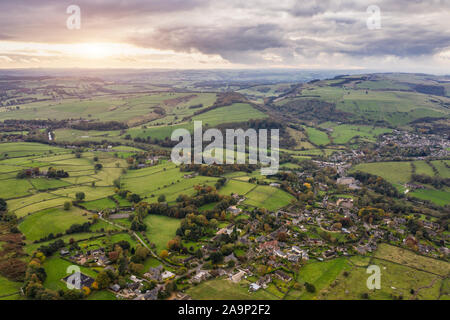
[61,247,111,267]
[226,193,246,215]
[191,270,211,283]
[107,274,163,300]
[354,241,378,255]
[336,176,361,190]
[212,224,242,242]
[227,205,242,215]
[143,265,176,282]
[248,270,293,293]
[255,238,310,263]
[229,268,253,283]
[135,156,162,169]
[381,130,450,154]
[249,274,271,292]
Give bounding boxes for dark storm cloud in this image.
[343,30,450,57]
[131,24,286,58]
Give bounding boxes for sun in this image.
[73,43,121,59]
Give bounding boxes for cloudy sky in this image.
[0,0,449,73]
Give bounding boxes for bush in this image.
[75,192,85,201]
[0,198,7,212]
[63,201,72,211]
[304,282,316,293]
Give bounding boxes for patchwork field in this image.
[0,92,217,126]
[1,72,449,302]
[0,142,68,159]
[127,102,267,141]
[122,162,219,203]
[296,84,450,126]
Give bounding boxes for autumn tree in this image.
[129,262,144,274]
[160,250,169,259]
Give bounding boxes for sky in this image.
[0,0,449,73]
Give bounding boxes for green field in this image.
[319,123,392,144]
[303,85,450,126]
[0,179,33,199]
[127,102,267,141]
[51,186,115,201]
[144,215,181,254]
[18,207,92,242]
[0,146,127,208]
[23,232,97,255]
[292,257,350,300]
[373,244,450,277]
[304,127,330,146]
[87,290,117,300]
[29,178,71,191]
[413,161,435,176]
[0,142,68,158]
[431,160,450,178]
[218,179,256,196]
[244,185,294,211]
[54,129,125,144]
[409,189,450,206]
[192,103,267,126]
[122,162,218,203]
[82,197,118,211]
[351,161,413,190]
[321,244,450,300]
[322,258,442,300]
[0,92,217,125]
[0,276,22,298]
[286,127,314,149]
